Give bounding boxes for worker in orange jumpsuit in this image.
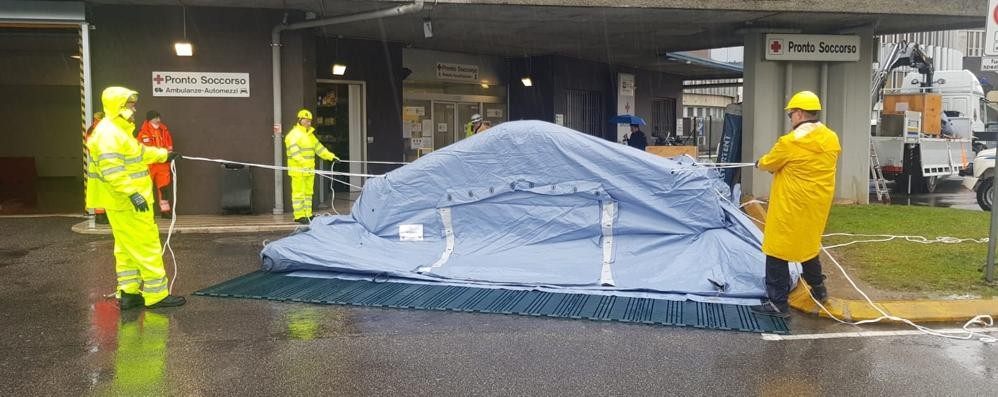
[136,111,175,219]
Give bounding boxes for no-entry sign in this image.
[986,0,998,56]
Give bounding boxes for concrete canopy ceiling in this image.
[86,0,988,77]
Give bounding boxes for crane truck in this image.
[870,41,976,194]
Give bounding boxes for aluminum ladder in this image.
[870,141,891,204]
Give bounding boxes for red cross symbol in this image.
[153,74,164,85]
[770,40,783,54]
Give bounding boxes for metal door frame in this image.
[430,100,485,146]
[316,79,367,195]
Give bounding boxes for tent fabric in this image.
[261,120,799,305]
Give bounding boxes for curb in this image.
[789,283,998,322]
[741,199,998,323]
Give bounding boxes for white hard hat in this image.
[470,113,483,123]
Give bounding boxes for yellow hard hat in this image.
[297,109,313,120]
[785,91,822,111]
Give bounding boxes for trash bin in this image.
[220,163,252,214]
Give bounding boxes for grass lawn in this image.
[824,205,998,297]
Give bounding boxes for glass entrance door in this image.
[315,80,367,207]
[432,102,457,149]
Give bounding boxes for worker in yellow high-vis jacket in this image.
[86,87,185,310]
[285,109,338,224]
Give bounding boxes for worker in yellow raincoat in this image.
[285,109,338,224]
[86,87,185,310]
[751,91,841,318]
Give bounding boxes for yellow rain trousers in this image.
[86,87,170,306]
[757,122,841,262]
[285,123,337,219]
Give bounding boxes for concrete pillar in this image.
[742,30,783,199]
[826,26,874,204]
[742,28,873,204]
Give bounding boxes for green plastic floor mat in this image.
[195,271,790,334]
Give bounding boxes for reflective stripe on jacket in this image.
[85,87,169,210]
[284,123,337,176]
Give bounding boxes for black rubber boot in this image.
[161,212,172,219]
[147,295,186,309]
[764,256,792,309]
[750,301,790,319]
[295,217,310,225]
[810,283,828,302]
[119,291,144,310]
[95,213,109,225]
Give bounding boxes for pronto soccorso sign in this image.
[151,71,250,97]
[765,34,861,62]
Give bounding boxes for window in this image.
[966,30,985,58]
[565,89,603,137]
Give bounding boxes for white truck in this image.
[973,148,995,210]
[870,42,977,194]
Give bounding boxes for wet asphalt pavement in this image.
[1,217,996,396]
[884,176,982,211]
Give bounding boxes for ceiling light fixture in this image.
[174,7,194,56]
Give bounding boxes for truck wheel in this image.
[921,176,937,193]
[977,177,994,211]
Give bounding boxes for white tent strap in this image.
[599,200,617,286]
[417,207,455,274]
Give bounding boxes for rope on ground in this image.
[711,187,996,343]
[822,233,988,249]
[811,246,995,343]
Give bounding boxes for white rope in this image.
[740,199,766,208]
[316,174,363,216]
[164,160,179,294]
[711,188,996,343]
[811,246,996,343]
[318,173,364,190]
[182,155,385,178]
[822,233,988,250]
[336,159,409,165]
[697,162,756,167]
[670,162,755,172]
